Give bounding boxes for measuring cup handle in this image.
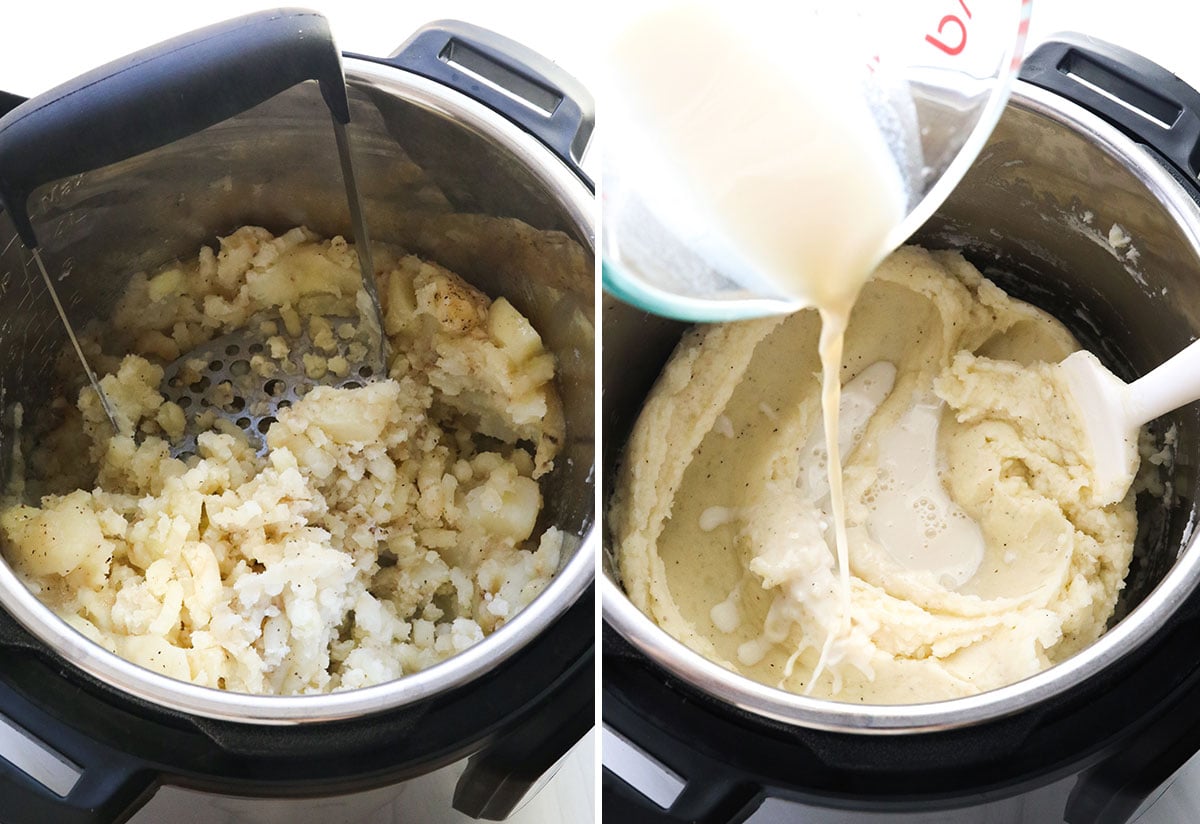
[1020,34,1200,189]
[0,8,351,248]
[364,20,595,186]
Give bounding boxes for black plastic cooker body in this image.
[0,13,594,824]
[603,34,1200,824]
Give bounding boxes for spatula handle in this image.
[0,8,350,248]
[1126,337,1200,427]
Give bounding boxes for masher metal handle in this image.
[0,8,350,248]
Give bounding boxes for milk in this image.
[609,3,918,688]
[865,402,984,587]
[606,2,909,313]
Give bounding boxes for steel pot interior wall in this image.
[603,82,1200,728]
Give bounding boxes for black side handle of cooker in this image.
[1064,699,1200,824]
[601,627,765,824]
[453,645,594,820]
[0,7,351,249]
[0,676,155,824]
[452,588,594,820]
[1021,33,1200,189]
[1062,609,1200,824]
[603,765,763,824]
[351,20,595,186]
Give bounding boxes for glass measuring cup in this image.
[601,0,1033,322]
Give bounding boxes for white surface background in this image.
[0,1,1199,93]
[0,1,595,95]
[0,3,599,824]
[3,1,1200,822]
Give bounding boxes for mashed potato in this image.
[0,226,564,694]
[611,247,1137,703]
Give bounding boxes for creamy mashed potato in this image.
[1,226,564,694]
[610,246,1137,703]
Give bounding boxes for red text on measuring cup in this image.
[925,1,972,57]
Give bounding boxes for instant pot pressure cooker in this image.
[0,10,594,823]
[604,35,1200,824]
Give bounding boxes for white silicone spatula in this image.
[1059,342,1200,504]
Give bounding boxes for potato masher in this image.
[0,10,387,455]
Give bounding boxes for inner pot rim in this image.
[601,79,1200,735]
[0,57,596,725]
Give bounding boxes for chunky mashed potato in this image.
[1,226,564,694]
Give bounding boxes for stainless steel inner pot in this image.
[603,79,1200,733]
[0,57,594,723]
